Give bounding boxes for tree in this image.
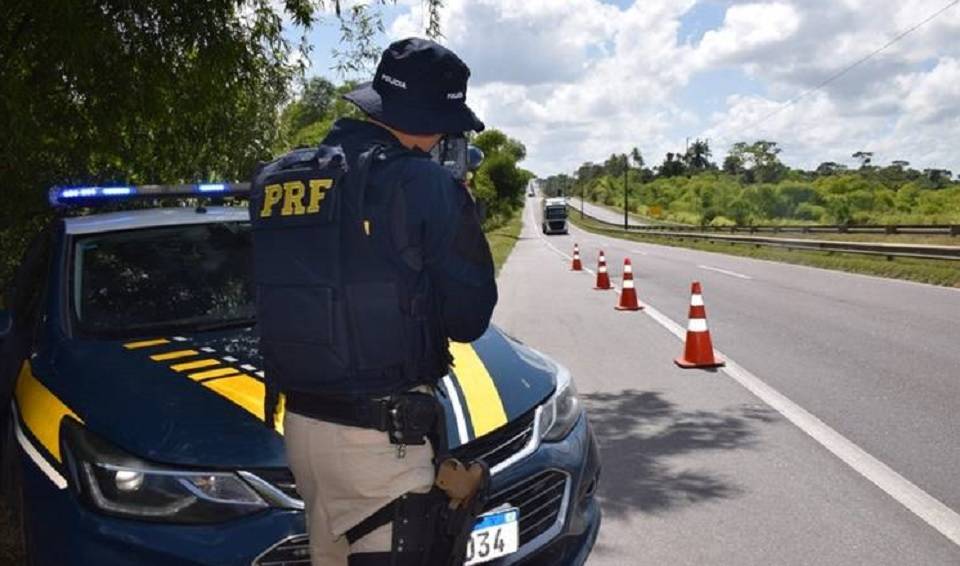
[684,139,713,171]
[603,153,629,177]
[723,153,743,175]
[852,151,874,169]
[631,147,644,169]
[658,152,686,178]
[298,77,338,129]
[891,160,910,170]
[923,169,953,189]
[816,162,847,176]
[473,130,526,162]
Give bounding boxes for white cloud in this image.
[695,3,801,65]
[379,0,960,176]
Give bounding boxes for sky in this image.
[287,0,960,178]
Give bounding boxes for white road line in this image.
[698,265,753,280]
[529,211,960,548]
[633,250,648,256]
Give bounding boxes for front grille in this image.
[454,409,536,471]
[254,535,311,565]
[253,471,568,564]
[548,221,565,230]
[485,470,568,547]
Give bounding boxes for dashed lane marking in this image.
[698,265,753,280]
[526,202,960,548]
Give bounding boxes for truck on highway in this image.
[542,197,568,235]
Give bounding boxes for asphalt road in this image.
[492,196,960,565]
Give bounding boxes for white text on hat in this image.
[381,74,407,89]
[446,91,464,100]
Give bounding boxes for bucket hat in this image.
[344,37,485,135]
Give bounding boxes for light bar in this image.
[49,183,250,207]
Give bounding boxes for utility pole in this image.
[623,154,629,231]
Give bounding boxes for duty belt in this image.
[287,391,395,430]
[286,390,444,454]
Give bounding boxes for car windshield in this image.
[545,207,566,220]
[72,222,254,337]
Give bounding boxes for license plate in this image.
[464,507,519,565]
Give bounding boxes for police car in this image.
[0,183,601,565]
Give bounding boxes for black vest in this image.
[249,144,450,400]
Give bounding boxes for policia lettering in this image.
[259,179,334,218]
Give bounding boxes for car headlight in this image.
[538,364,582,442]
[61,419,268,523]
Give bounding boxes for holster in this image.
[426,458,491,566]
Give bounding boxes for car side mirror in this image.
[0,310,11,339]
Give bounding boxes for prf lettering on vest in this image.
[260,179,334,218]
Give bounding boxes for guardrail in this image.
[570,207,960,261]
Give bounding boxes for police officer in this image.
[249,38,496,566]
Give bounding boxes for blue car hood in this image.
[45,325,555,469]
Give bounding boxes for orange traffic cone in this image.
[675,282,725,368]
[571,244,582,271]
[595,250,611,290]
[615,258,643,311]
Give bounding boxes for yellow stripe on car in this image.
[150,349,199,361]
[449,342,508,438]
[188,367,241,381]
[170,359,220,372]
[201,375,285,434]
[123,338,170,350]
[14,361,82,463]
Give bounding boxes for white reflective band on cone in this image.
[688,318,708,332]
[623,280,635,289]
[599,266,607,273]
[691,294,705,307]
[624,265,633,274]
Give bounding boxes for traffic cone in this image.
[595,251,611,290]
[675,282,725,369]
[615,258,643,311]
[571,244,582,271]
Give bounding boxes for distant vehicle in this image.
[541,197,568,235]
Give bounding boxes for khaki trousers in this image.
[284,410,435,565]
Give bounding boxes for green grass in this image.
[569,213,960,288]
[486,207,523,274]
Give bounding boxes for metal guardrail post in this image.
[952,225,960,237]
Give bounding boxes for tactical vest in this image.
[250,144,449,400]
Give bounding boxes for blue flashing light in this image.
[101,187,133,196]
[49,182,249,207]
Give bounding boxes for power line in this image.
[723,0,959,133]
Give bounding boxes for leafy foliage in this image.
[542,140,960,226]
[0,0,446,290]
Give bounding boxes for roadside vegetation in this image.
[569,213,960,288]
[487,208,523,274]
[542,140,960,228]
